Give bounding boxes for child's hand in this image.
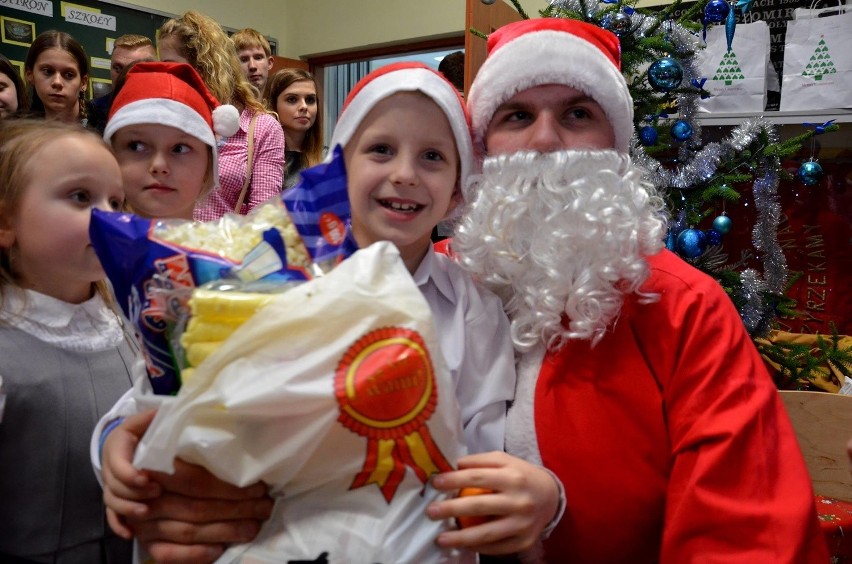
[101,409,275,564]
[426,451,560,555]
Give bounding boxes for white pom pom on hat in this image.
[103,61,241,178]
[467,18,634,154]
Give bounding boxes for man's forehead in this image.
[239,46,268,57]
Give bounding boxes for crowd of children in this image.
[0,8,835,564]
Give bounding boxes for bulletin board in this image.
[0,0,167,97]
[0,0,279,97]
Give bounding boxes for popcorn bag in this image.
[135,242,468,563]
[90,148,353,395]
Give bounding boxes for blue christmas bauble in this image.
[704,0,730,23]
[648,57,683,92]
[797,160,823,186]
[639,125,658,146]
[676,228,707,258]
[670,120,694,141]
[712,214,733,234]
[705,228,723,246]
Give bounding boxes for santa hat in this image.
[328,62,473,189]
[467,18,633,154]
[103,61,240,181]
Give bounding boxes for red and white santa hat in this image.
[467,18,633,154]
[328,62,474,189]
[103,61,240,179]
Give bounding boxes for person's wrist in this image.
[99,416,126,464]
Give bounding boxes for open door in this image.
[465,0,525,93]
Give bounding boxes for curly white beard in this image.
[455,149,667,352]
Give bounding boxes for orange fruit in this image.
[456,487,495,529]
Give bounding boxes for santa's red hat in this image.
[103,61,240,182]
[328,62,473,189]
[467,18,633,154]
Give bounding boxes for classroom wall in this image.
[120,0,550,60]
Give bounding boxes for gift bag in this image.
[133,242,470,564]
[697,21,771,113]
[780,9,852,111]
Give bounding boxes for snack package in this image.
[134,242,469,563]
[90,148,353,395]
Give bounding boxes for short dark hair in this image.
[438,51,464,92]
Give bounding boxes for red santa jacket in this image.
[534,250,828,562]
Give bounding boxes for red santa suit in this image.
[508,249,828,562]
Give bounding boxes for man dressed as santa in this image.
[425,17,828,563]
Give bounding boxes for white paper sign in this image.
[0,0,53,17]
[61,2,115,31]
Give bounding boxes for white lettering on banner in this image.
[65,7,115,31]
[91,56,110,70]
[0,0,53,17]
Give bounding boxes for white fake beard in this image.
[455,150,667,352]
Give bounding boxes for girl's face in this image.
[344,92,460,273]
[0,73,19,118]
[157,36,189,65]
[1,134,123,303]
[26,48,85,118]
[276,80,317,139]
[111,123,210,220]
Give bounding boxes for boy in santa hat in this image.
[95,62,522,563]
[425,17,828,562]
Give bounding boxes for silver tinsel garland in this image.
[548,0,788,335]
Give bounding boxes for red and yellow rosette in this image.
[335,327,453,503]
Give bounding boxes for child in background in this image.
[265,68,325,189]
[95,63,520,562]
[0,119,136,562]
[157,11,284,220]
[24,30,106,131]
[0,54,29,119]
[104,61,240,220]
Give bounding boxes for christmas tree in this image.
[802,39,836,81]
[474,0,850,389]
[713,51,744,85]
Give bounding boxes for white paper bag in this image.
[697,21,771,113]
[134,242,470,564]
[780,10,852,111]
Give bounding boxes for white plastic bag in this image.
[780,10,852,111]
[697,21,771,112]
[134,242,470,563]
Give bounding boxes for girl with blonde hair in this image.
[158,10,284,220]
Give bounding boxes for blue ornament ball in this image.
[797,160,823,186]
[704,0,730,23]
[648,57,683,92]
[676,228,707,259]
[671,120,694,141]
[705,228,723,246]
[712,214,732,234]
[639,125,658,146]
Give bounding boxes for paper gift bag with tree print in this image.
[697,21,771,113]
[780,10,852,111]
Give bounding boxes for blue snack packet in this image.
[91,147,354,395]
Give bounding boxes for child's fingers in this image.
[434,514,532,554]
[101,410,159,497]
[105,506,135,540]
[133,518,262,554]
[103,483,152,522]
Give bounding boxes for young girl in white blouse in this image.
[0,119,139,562]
